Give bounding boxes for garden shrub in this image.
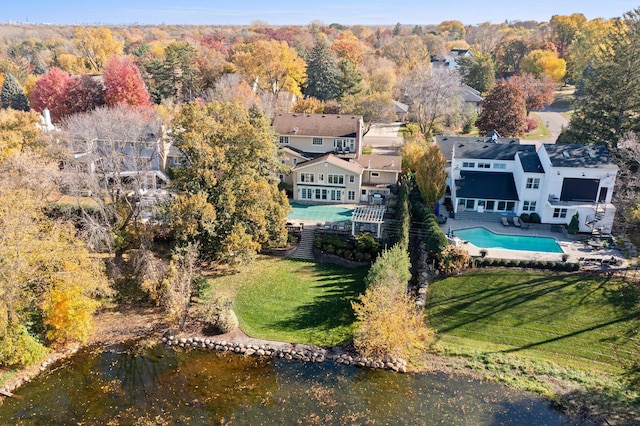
[325,244,335,254]
[355,252,364,262]
[530,212,541,223]
[520,213,530,223]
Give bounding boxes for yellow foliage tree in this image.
[521,49,567,82]
[233,39,307,99]
[56,53,87,74]
[0,109,43,163]
[73,27,124,72]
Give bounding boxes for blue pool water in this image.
[455,227,564,253]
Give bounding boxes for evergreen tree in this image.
[336,59,363,100]
[1,73,30,111]
[303,39,340,101]
[559,8,640,148]
[457,53,496,93]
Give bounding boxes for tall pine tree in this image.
[1,73,30,111]
[303,39,340,101]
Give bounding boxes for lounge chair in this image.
[513,216,521,227]
[501,216,510,226]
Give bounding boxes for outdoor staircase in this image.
[586,203,607,236]
[291,225,316,260]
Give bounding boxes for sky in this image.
[4,1,640,26]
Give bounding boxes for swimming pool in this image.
[454,227,564,253]
[287,202,354,222]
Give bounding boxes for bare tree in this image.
[399,66,463,137]
[59,105,165,253]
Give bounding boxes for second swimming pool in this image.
[454,227,564,253]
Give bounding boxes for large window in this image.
[478,162,491,169]
[462,162,475,168]
[312,137,323,145]
[493,163,506,170]
[300,173,314,183]
[522,201,537,211]
[279,136,289,144]
[526,178,540,189]
[553,208,568,218]
[301,188,312,199]
[348,190,355,201]
[328,174,344,185]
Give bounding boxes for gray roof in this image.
[543,144,618,169]
[456,171,519,201]
[518,151,544,173]
[437,136,529,162]
[460,84,483,103]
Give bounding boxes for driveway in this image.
[523,107,569,149]
[363,123,403,155]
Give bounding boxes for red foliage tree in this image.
[65,75,105,115]
[475,80,527,137]
[103,56,152,109]
[30,67,74,122]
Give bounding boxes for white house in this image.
[437,136,618,234]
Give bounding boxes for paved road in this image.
[363,123,403,155]
[524,107,569,149]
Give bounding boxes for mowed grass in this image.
[426,270,640,376]
[203,256,367,347]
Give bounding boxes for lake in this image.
[0,343,568,425]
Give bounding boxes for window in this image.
[493,163,506,170]
[331,190,342,201]
[526,178,540,189]
[349,175,355,183]
[318,173,324,182]
[371,172,380,177]
[315,189,321,199]
[301,188,312,199]
[292,158,297,165]
[321,189,328,200]
[523,201,537,211]
[312,137,323,145]
[278,174,285,182]
[553,208,568,218]
[328,174,344,185]
[300,173,314,183]
[497,201,506,211]
[279,136,289,144]
[348,190,356,201]
[478,162,491,169]
[462,162,475,168]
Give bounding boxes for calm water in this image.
[0,343,568,425]
[455,227,564,253]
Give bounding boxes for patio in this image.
[443,211,627,267]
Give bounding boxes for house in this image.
[431,49,473,71]
[459,84,483,111]
[437,135,618,234]
[273,113,401,204]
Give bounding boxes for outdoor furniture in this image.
[513,216,521,227]
[501,216,510,226]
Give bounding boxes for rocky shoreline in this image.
[163,334,408,373]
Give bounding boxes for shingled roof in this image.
[292,153,363,175]
[273,113,361,138]
[543,144,619,169]
[436,136,524,162]
[356,154,402,172]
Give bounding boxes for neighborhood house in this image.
[273,113,401,204]
[437,136,618,235]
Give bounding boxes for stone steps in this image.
[291,226,316,260]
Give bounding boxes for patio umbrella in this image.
[435,201,440,217]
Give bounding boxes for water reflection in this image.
[0,344,567,425]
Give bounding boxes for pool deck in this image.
[442,212,628,268]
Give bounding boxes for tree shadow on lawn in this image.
[429,275,583,333]
[270,263,367,345]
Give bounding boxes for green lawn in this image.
[202,256,367,347]
[426,270,640,376]
[521,113,552,140]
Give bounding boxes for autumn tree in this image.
[565,18,614,83]
[162,243,200,331]
[303,38,340,101]
[521,49,566,82]
[400,66,463,137]
[550,14,587,57]
[352,244,433,361]
[402,135,448,207]
[438,20,466,40]
[74,27,124,72]
[508,73,555,115]
[30,67,74,122]
[0,109,43,163]
[1,73,30,111]
[381,35,430,70]
[494,37,531,75]
[65,74,105,115]
[456,53,495,93]
[341,92,395,134]
[103,55,153,108]
[465,22,505,56]
[170,101,289,265]
[476,80,527,137]
[233,39,307,102]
